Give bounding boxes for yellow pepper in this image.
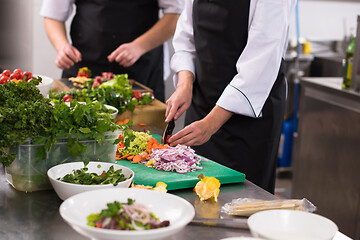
[153,181,167,193]
[194,174,220,202]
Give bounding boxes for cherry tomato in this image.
[62,94,73,102]
[0,75,9,85]
[23,71,33,81]
[2,69,11,77]
[10,73,17,80]
[132,90,141,101]
[12,69,23,80]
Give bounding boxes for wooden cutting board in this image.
[116,159,245,190]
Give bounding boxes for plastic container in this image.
[5,131,121,192]
[277,119,294,168]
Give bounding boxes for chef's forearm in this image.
[43,17,70,52]
[204,105,234,134]
[132,13,180,54]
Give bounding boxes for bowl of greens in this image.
[47,161,134,200]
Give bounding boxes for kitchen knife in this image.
[190,218,249,229]
[162,119,175,144]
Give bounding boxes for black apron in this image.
[187,0,286,193]
[63,0,165,102]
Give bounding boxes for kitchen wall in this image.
[2,0,360,93]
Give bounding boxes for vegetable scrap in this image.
[87,199,170,230]
[131,182,168,193]
[194,174,221,202]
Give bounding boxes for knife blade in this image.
[162,119,175,144]
[190,218,249,229]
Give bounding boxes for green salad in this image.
[57,161,132,186]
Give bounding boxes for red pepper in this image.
[95,222,102,228]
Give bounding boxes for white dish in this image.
[221,237,265,240]
[248,209,338,240]
[59,188,195,240]
[48,161,134,200]
[36,75,54,97]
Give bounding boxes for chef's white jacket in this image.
[171,0,297,118]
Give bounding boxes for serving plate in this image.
[59,188,195,240]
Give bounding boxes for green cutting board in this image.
[116,135,245,190]
[116,158,245,190]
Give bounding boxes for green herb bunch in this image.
[0,78,124,167]
[41,99,121,159]
[0,77,53,166]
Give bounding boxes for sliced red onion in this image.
[147,144,203,173]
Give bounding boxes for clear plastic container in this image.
[5,131,121,192]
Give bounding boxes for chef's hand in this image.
[165,70,194,123]
[56,43,82,69]
[108,42,144,68]
[168,106,234,146]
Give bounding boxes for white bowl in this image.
[36,75,54,97]
[103,104,118,119]
[59,188,195,240]
[47,161,134,200]
[248,210,338,240]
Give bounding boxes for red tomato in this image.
[132,90,141,101]
[62,94,73,102]
[23,71,33,81]
[0,75,9,85]
[10,73,17,80]
[2,69,11,77]
[12,69,23,80]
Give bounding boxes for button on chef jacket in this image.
[40,0,183,103]
[171,0,297,193]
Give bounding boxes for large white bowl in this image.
[248,209,338,240]
[59,188,195,240]
[36,75,54,97]
[48,161,134,200]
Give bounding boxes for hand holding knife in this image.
[161,119,175,144]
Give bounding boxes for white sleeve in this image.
[170,0,196,87]
[158,0,184,14]
[217,0,295,118]
[40,0,74,22]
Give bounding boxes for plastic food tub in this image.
[5,131,121,192]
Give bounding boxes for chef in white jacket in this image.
[165,0,297,193]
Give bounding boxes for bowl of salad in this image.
[47,161,134,200]
[37,75,54,97]
[59,188,195,240]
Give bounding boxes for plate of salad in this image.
[60,188,195,240]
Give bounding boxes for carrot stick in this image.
[131,155,142,163]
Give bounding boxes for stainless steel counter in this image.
[0,165,276,240]
[292,77,360,239]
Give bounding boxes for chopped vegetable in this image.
[194,174,221,202]
[148,145,203,174]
